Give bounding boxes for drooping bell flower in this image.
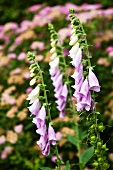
[88,68,101,92]
[26,85,40,104]
[79,78,89,97]
[69,42,79,58]
[36,124,46,136]
[48,124,56,145]
[71,48,82,68]
[37,134,48,150]
[42,142,50,156]
[28,99,41,116]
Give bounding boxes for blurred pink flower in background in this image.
[1,146,13,159]
[94,42,101,48]
[106,46,113,52]
[0,135,6,145]
[23,72,30,79]
[1,93,16,105]
[81,3,101,10]
[10,68,22,75]
[63,3,79,15]
[4,36,10,42]
[0,45,4,50]
[39,6,51,16]
[20,20,32,30]
[1,151,7,159]
[7,53,17,59]
[109,51,113,58]
[3,22,18,32]
[30,41,45,51]
[35,55,44,61]
[26,87,33,93]
[0,32,4,39]
[28,4,42,12]
[14,124,23,133]
[58,28,71,41]
[56,132,62,141]
[0,25,3,31]
[18,52,26,60]
[14,37,23,45]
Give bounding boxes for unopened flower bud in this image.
[98,125,105,132]
[97,142,102,147]
[98,157,103,162]
[30,73,36,77]
[92,161,98,167]
[69,35,78,46]
[90,136,96,141]
[71,28,76,34]
[51,41,56,47]
[95,149,100,154]
[30,78,36,86]
[102,144,106,150]
[50,47,56,53]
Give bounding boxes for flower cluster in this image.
[49,26,68,119]
[69,20,100,112]
[27,53,56,156]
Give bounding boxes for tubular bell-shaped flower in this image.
[48,124,56,145]
[28,99,41,116]
[88,68,101,92]
[26,85,40,104]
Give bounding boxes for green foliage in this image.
[67,134,78,147]
[63,161,70,170]
[80,147,94,167]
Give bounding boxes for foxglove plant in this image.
[48,23,83,170]
[48,23,68,119]
[69,9,109,170]
[27,52,61,169]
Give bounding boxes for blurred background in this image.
[0,0,113,169]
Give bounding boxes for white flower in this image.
[69,35,78,46]
[50,53,57,60]
[49,57,59,69]
[50,47,56,53]
[69,42,79,57]
[30,78,36,86]
[26,85,40,104]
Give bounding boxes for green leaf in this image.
[79,131,87,140]
[39,167,51,170]
[67,134,77,147]
[80,146,94,166]
[63,161,70,170]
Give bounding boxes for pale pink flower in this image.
[18,52,26,60]
[26,87,33,93]
[0,135,6,144]
[7,53,17,59]
[14,124,23,133]
[15,37,23,45]
[28,4,41,12]
[30,41,45,51]
[56,132,62,141]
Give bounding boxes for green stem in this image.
[79,22,91,67]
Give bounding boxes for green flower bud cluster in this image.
[88,115,109,169]
[27,52,41,86]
